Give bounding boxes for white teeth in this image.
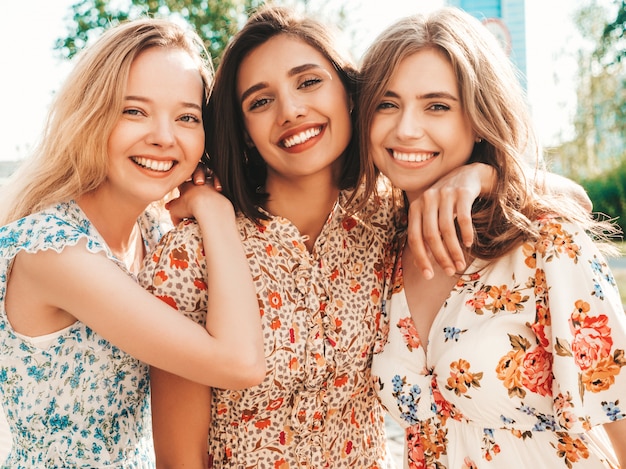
[392,151,436,162]
[131,157,175,172]
[282,127,322,148]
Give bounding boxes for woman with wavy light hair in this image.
[0,18,264,467]
[362,7,626,468]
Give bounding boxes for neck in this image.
[77,188,146,268]
[264,172,340,251]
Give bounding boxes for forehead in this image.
[237,35,334,89]
[391,48,457,92]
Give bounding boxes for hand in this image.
[190,162,222,191]
[166,181,231,225]
[407,163,495,279]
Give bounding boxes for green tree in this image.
[550,1,625,180]
[55,0,265,64]
[598,0,626,65]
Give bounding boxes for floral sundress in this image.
[0,201,163,468]
[372,217,625,468]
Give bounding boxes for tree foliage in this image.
[55,0,264,64]
[599,0,626,65]
[549,1,625,180]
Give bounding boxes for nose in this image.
[147,116,176,147]
[276,92,307,125]
[396,109,424,140]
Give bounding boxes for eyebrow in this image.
[125,95,202,111]
[383,90,459,101]
[239,63,326,105]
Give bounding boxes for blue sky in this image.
[0,0,588,161]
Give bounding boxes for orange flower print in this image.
[487,284,526,313]
[150,245,163,263]
[522,242,537,269]
[265,243,278,256]
[496,349,525,398]
[193,278,207,291]
[334,374,349,387]
[446,359,483,396]
[255,418,271,429]
[530,318,549,349]
[521,346,553,396]
[533,269,548,297]
[406,425,426,469]
[556,432,590,465]
[371,287,381,305]
[466,289,488,313]
[274,458,289,469]
[289,357,299,371]
[349,279,361,293]
[397,317,421,351]
[168,246,189,269]
[581,355,622,392]
[571,299,591,323]
[266,397,284,411]
[268,291,283,309]
[156,295,178,310]
[269,316,281,330]
[154,270,168,286]
[570,312,613,371]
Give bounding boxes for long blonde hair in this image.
[0,18,213,225]
[358,7,617,259]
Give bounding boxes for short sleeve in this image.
[138,219,208,327]
[536,219,626,431]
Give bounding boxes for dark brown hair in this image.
[206,5,358,221]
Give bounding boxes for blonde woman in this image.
[0,18,264,467]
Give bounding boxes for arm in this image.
[407,162,495,279]
[150,367,211,469]
[17,186,264,388]
[149,184,257,466]
[604,419,626,468]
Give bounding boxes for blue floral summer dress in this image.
[0,200,163,468]
[372,217,625,468]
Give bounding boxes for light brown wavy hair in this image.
[357,7,618,259]
[0,18,213,225]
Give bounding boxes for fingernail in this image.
[422,269,434,280]
[444,267,455,276]
[455,261,465,272]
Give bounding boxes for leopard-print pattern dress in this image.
[139,190,400,468]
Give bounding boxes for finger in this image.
[420,190,455,276]
[453,188,475,249]
[192,166,206,185]
[437,188,466,272]
[212,175,223,192]
[407,203,433,279]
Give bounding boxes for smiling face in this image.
[237,34,352,185]
[104,46,205,206]
[370,48,476,202]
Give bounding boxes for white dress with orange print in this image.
[372,217,625,469]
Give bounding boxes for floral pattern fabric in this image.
[0,201,163,468]
[139,191,400,468]
[372,217,626,468]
